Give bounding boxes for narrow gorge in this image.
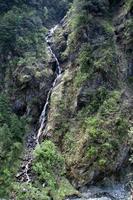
[0,0,132,200]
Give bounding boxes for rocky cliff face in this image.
[0,0,133,199]
[43,0,133,188]
[0,0,72,198]
[7,50,55,123]
[0,0,70,125]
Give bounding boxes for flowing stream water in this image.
[16,25,132,200]
[16,25,62,183]
[67,183,131,200]
[36,25,61,144]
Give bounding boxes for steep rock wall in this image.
[43,0,133,188]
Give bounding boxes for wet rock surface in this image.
[67,183,130,200]
[43,0,133,191]
[13,0,133,198]
[16,25,63,184]
[16,129,37,183]
[11,66,54,124]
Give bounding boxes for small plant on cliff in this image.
[78,44,93,73]
[99,91,121,117]
[87,146,98,159]
[74,43,93,87]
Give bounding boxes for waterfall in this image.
[36,25,62,144]
[16,25,62,183]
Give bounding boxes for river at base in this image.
[67,184,130,200]
[67,175,132,200]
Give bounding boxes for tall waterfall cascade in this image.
[16,25,62,183]
[36,25,62,144]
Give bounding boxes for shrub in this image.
[78,44,93,73]
[98,159,107,167]
[11,183,50,200]
[33,140,65,189]
[99,91,121,117]
[87,146,98,159]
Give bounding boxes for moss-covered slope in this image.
[44,0,133,189]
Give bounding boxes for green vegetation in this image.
[78,44,92,72]
[0,0,71,198]
[0,94,26,197]
[74,44,92,87]
[73,27,117,88]
[11,141,76,200]
[99,91,121,117]
[53,85,130,184]
[67,0,92,50]
[124,0,133,11]
[0,3,47,87]
[0,0,132,198]
[34,0,132,191]
[80,91,129,170]
[33,140,65,189]
[12,178,77,200]
[0,0,71,87]
[74,70,88,87]
[11,183,50,200]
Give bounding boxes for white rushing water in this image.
[36,25,62,144]
[17,25,62,183]
[25,160,31,183]
[17,25,131,200]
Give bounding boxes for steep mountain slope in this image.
[46,0,133,188]
[0,0,133,199]
[0,0,70,198]
[35,0,133,198]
